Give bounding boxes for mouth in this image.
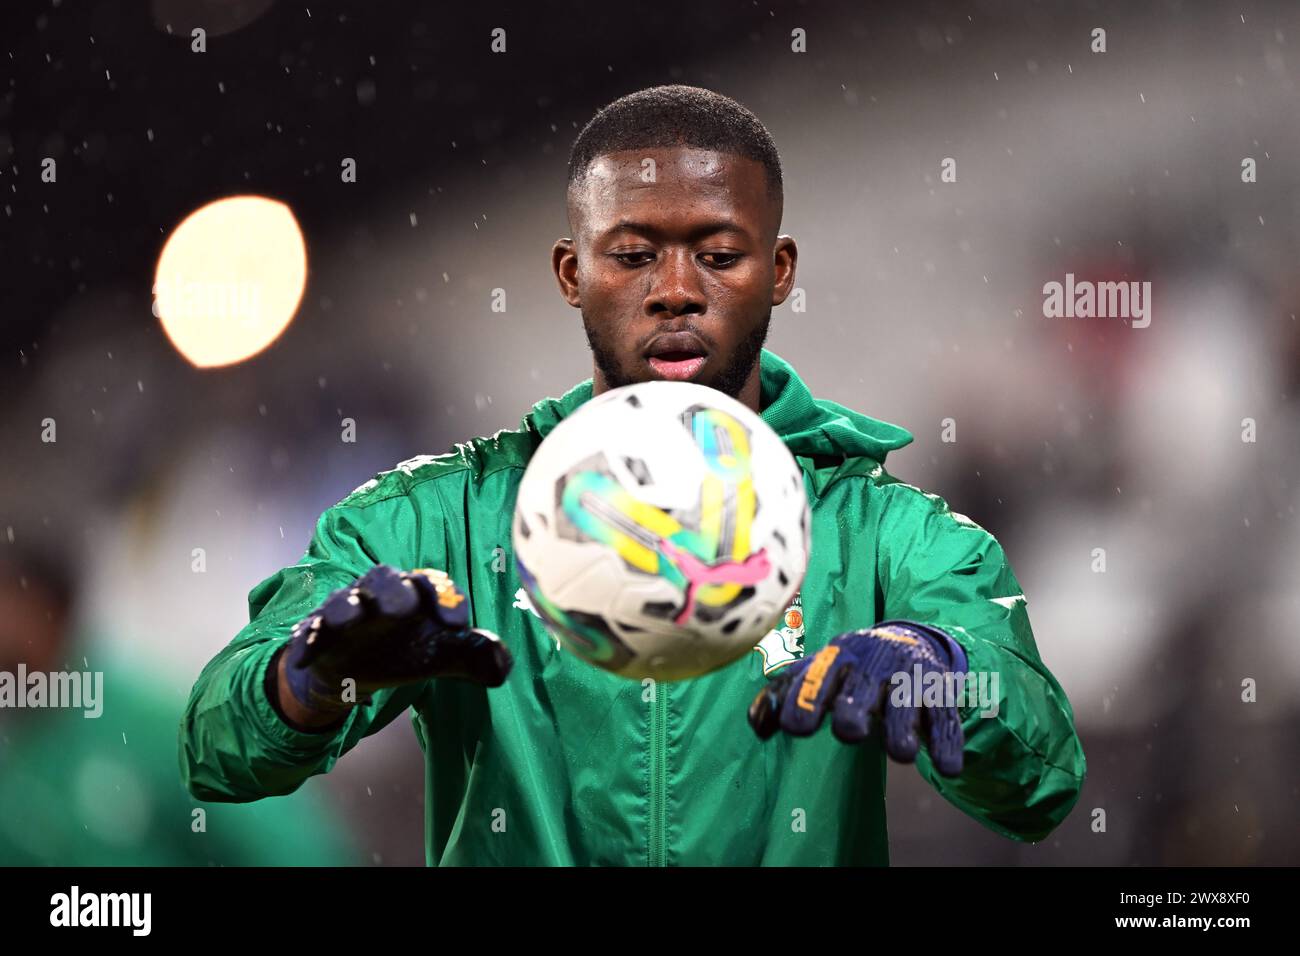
[645,332,708,381]
[647,351,706,380]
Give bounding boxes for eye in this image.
[700,252,742,268]
[612,251,655,267]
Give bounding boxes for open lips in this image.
[646,332,708,381]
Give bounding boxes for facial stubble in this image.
[582,310,771,401]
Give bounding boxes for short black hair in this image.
[567,85,784,206]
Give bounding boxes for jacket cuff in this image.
[252,641,352,750]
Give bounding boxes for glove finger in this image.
[289,615,325,670]
[407,569,471,631]
[922,703,965,777]
[778,647,851,737]
[319,585,364,632]
[303,588,363,671]
[748,670,798,740]
[830,669,883,744]
[882,684,923,764]
[353,563,401,593]
[359,565,419,619]
[427,627,514,686]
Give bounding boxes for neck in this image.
[733,361,763,413]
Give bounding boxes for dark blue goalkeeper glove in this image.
[282,564,513,714]
[748,620,968,777]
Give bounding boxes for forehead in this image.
[570,147,771,236]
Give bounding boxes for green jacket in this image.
[180,349,1086,865]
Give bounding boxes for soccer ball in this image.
[512,381,810,681]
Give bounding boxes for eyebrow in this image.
[596,218,748,242]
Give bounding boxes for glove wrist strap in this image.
[872,619,969,673]
[282,615,360,715]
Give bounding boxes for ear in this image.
[771,235,798,306]
[552,238,581,307]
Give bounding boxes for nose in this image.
[643,247,705,319]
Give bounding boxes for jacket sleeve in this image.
[874,480,1086,843]
[179,490,435,803]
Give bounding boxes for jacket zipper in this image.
[648,683,668,866]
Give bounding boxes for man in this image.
[180,85,1085,865]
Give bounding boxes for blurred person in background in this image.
[919,259,1298,864]
[0,542,358,866]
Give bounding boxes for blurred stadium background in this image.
[1,0,1297,864]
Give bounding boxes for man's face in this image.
[553,147,797,407]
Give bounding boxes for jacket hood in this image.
[523,348,913,465]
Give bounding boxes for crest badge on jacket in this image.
[754,592,805,676]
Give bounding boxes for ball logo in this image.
[560,405,764,627]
